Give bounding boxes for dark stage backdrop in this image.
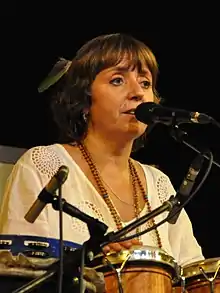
[1,5,219,258]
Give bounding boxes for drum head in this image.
[183,257,220,279]
[92,245,180,280]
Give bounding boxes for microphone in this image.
[167,153,204,224]
[135,102,213,126]
[24,165,69,223]
[53,199,108,235]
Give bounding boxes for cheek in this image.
[90,96,117,121]
[92,87,123,112]
[144,90,155,103]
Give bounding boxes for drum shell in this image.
[181,257,220,293]
[91,245,181,293]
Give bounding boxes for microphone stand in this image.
[12,195,110,293]
[111,120,218,242]
[13,121,217,292]
[110,120,218,243]
[12,193,179,293]
[170,124,220,169]
[103,195,178,243]
[14,169,211,293]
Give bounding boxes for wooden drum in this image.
[182,257,220,293]
[91,245,181,293]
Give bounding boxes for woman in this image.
[0,33,204,269]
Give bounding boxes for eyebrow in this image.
[108,66,152,79]
[110,66,150,74]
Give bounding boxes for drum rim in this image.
[92,245,179,273]
[183,257,220,278]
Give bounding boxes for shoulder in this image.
[140,163,171,183]
[135,161,176,202]
[14,143,66,179]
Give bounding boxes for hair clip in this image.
[38,57,72,93]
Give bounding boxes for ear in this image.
[83,108,90,115]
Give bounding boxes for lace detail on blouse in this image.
[31,146,63,178]
[71,200,105,234]
[156,175,172,203]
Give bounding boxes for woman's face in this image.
[89,60,155,141]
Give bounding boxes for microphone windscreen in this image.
[135,102,158,124]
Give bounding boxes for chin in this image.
[127,124,147,139]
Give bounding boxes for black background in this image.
[1,4,219,258]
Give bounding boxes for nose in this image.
[128,80,145,102]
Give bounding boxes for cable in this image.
[170,124,220,169]
[182,140,220,169]
[134,149,214,240]
[211,117,220,129]
[57,185,64,293]
[103,149,213,244]
[79,242,86,293]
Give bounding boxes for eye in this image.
[140,80,152,89]
[110,77,124,86]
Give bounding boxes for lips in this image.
[123,109,135,114]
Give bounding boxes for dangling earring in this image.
[73,123,78,134]
[82,112,88,123]
[82,112,87,123]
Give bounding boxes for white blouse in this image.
[0,144,204,267]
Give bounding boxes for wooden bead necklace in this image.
[77,142,162,248]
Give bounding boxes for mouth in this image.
[123,109,135,115]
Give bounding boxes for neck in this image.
[82,131,134,171]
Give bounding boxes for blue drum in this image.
[0,234,81,258]
[0,234,82,292]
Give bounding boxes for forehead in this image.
[101,59,152,77]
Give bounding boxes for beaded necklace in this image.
[77,142,162,248]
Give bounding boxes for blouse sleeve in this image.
[165,176,205,267]
[0,146,62,238]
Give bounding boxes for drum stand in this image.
[198,265,220,293]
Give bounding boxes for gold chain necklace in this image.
[93,165,135,206]
[77,142,162,248]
